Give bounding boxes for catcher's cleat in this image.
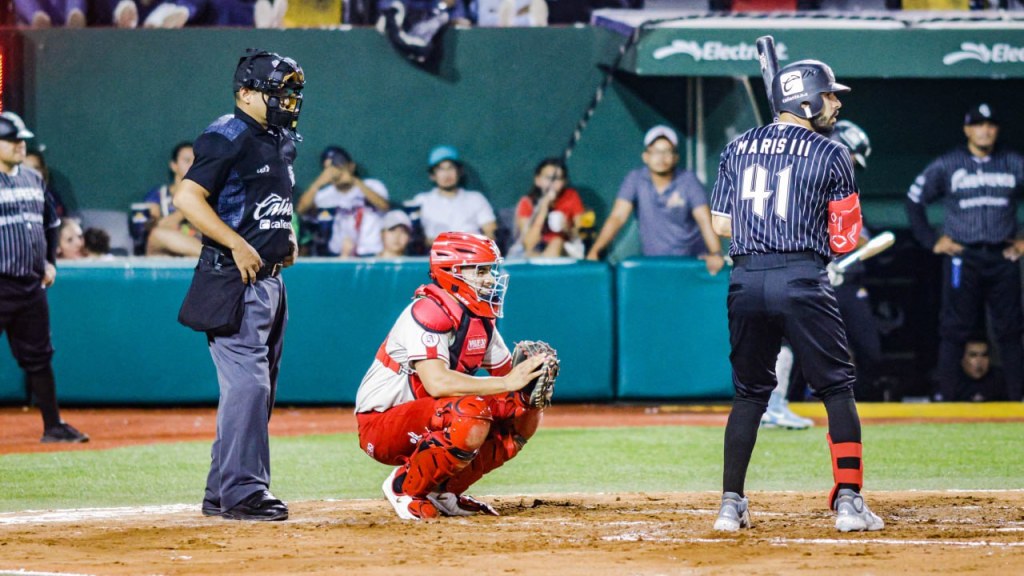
[834,489,884,532]
[713,492,751,532]
[427,492,499,517]
[382,466,438,521]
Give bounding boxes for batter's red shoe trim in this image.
[827,433,864,509]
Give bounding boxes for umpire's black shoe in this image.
[201,497,223,517]
[41,422,89,444]
[222,490,289,521]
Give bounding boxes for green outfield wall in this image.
[0,259,725,405]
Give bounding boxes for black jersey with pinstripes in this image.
[906,146,1024,248]
[0,166,58,280]
[710,122,856,259]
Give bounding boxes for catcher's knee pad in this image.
[827,433,863,509]
[432,396,493,453]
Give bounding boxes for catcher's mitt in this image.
[511,340,559,408]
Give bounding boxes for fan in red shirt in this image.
[514,158,585,257]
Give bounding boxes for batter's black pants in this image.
[0,276,61,428]
[937,248,1023,401]
[721,252,862,496]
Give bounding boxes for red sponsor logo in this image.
[467,337,487,352]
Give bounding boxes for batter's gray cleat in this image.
[760,404,813,430]
[834,489,884,532]
[427,492,499,517]
[713,492,751,532]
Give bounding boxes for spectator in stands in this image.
[940,337,1007,401]
[377,209,413,258]
[84,227,114,259]
[56,218,86,260]
[376,0,464,65]
[586,125,724,276]
[513,157,586,258]
[24,149,68,218]
[410,145,497,247]
[90,0,288,28]
[141,141,202,257]
[476,0,548,27]
[16,0,86,27]
[296,145,390,257]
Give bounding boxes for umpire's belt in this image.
[962,241,1006,253]
[199,245,283,280]
[732,251,826,270]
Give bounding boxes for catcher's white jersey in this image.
[354,301,512,413]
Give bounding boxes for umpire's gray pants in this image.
[204,276,287,511]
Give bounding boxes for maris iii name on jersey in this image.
[735,137,812,158]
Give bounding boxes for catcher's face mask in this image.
[453,262,509,319]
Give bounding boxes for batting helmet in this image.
[429,231,508,318]
[772,59,850,119]
[831,120,871,169]
[0,112,34,141]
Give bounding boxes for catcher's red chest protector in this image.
[406,284,495,399]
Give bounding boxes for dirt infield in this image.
[3,404,1024,575]
[1,491,1022,575]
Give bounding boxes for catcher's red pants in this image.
[357,394,540,494]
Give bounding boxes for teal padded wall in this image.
[0,260,615,405]
[498,261,614,402]
[615,257,732,400]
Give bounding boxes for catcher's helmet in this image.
[831,120,871,169]
[234,49,305,136]
[429,231,508,318]
[772,59,850,119]
[0,112,34,141]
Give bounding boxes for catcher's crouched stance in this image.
[355,231,558,520]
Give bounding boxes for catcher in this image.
[355,231,558,520]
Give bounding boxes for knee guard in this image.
[404,397,493,496]
[827,433,863,510]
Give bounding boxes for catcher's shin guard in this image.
[403,396,493,496]
[443,408,539,495]
[827,433,863,509]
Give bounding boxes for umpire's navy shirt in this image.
[906,145,1024,248]
[0,166,59,282]
[185,107,296,264]
[711,122,857,259]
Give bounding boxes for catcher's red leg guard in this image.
[402,396,493,496]
[443,406,541,495]
[827,433,864,509]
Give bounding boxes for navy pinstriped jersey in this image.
[711,122,857,259]
[0,166,59,280]
[906,146,1024,248]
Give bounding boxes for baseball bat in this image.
[834,231,896,271]
[755,35,780,120]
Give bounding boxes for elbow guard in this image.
[828,193,862,254]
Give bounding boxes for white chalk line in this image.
[601,534,1024,548]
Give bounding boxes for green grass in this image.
[0,423,1021,512]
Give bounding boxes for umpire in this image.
[174,50,304,521]
[906,104,1024,402]
[709,59,882,533]
[0,112,88,444]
